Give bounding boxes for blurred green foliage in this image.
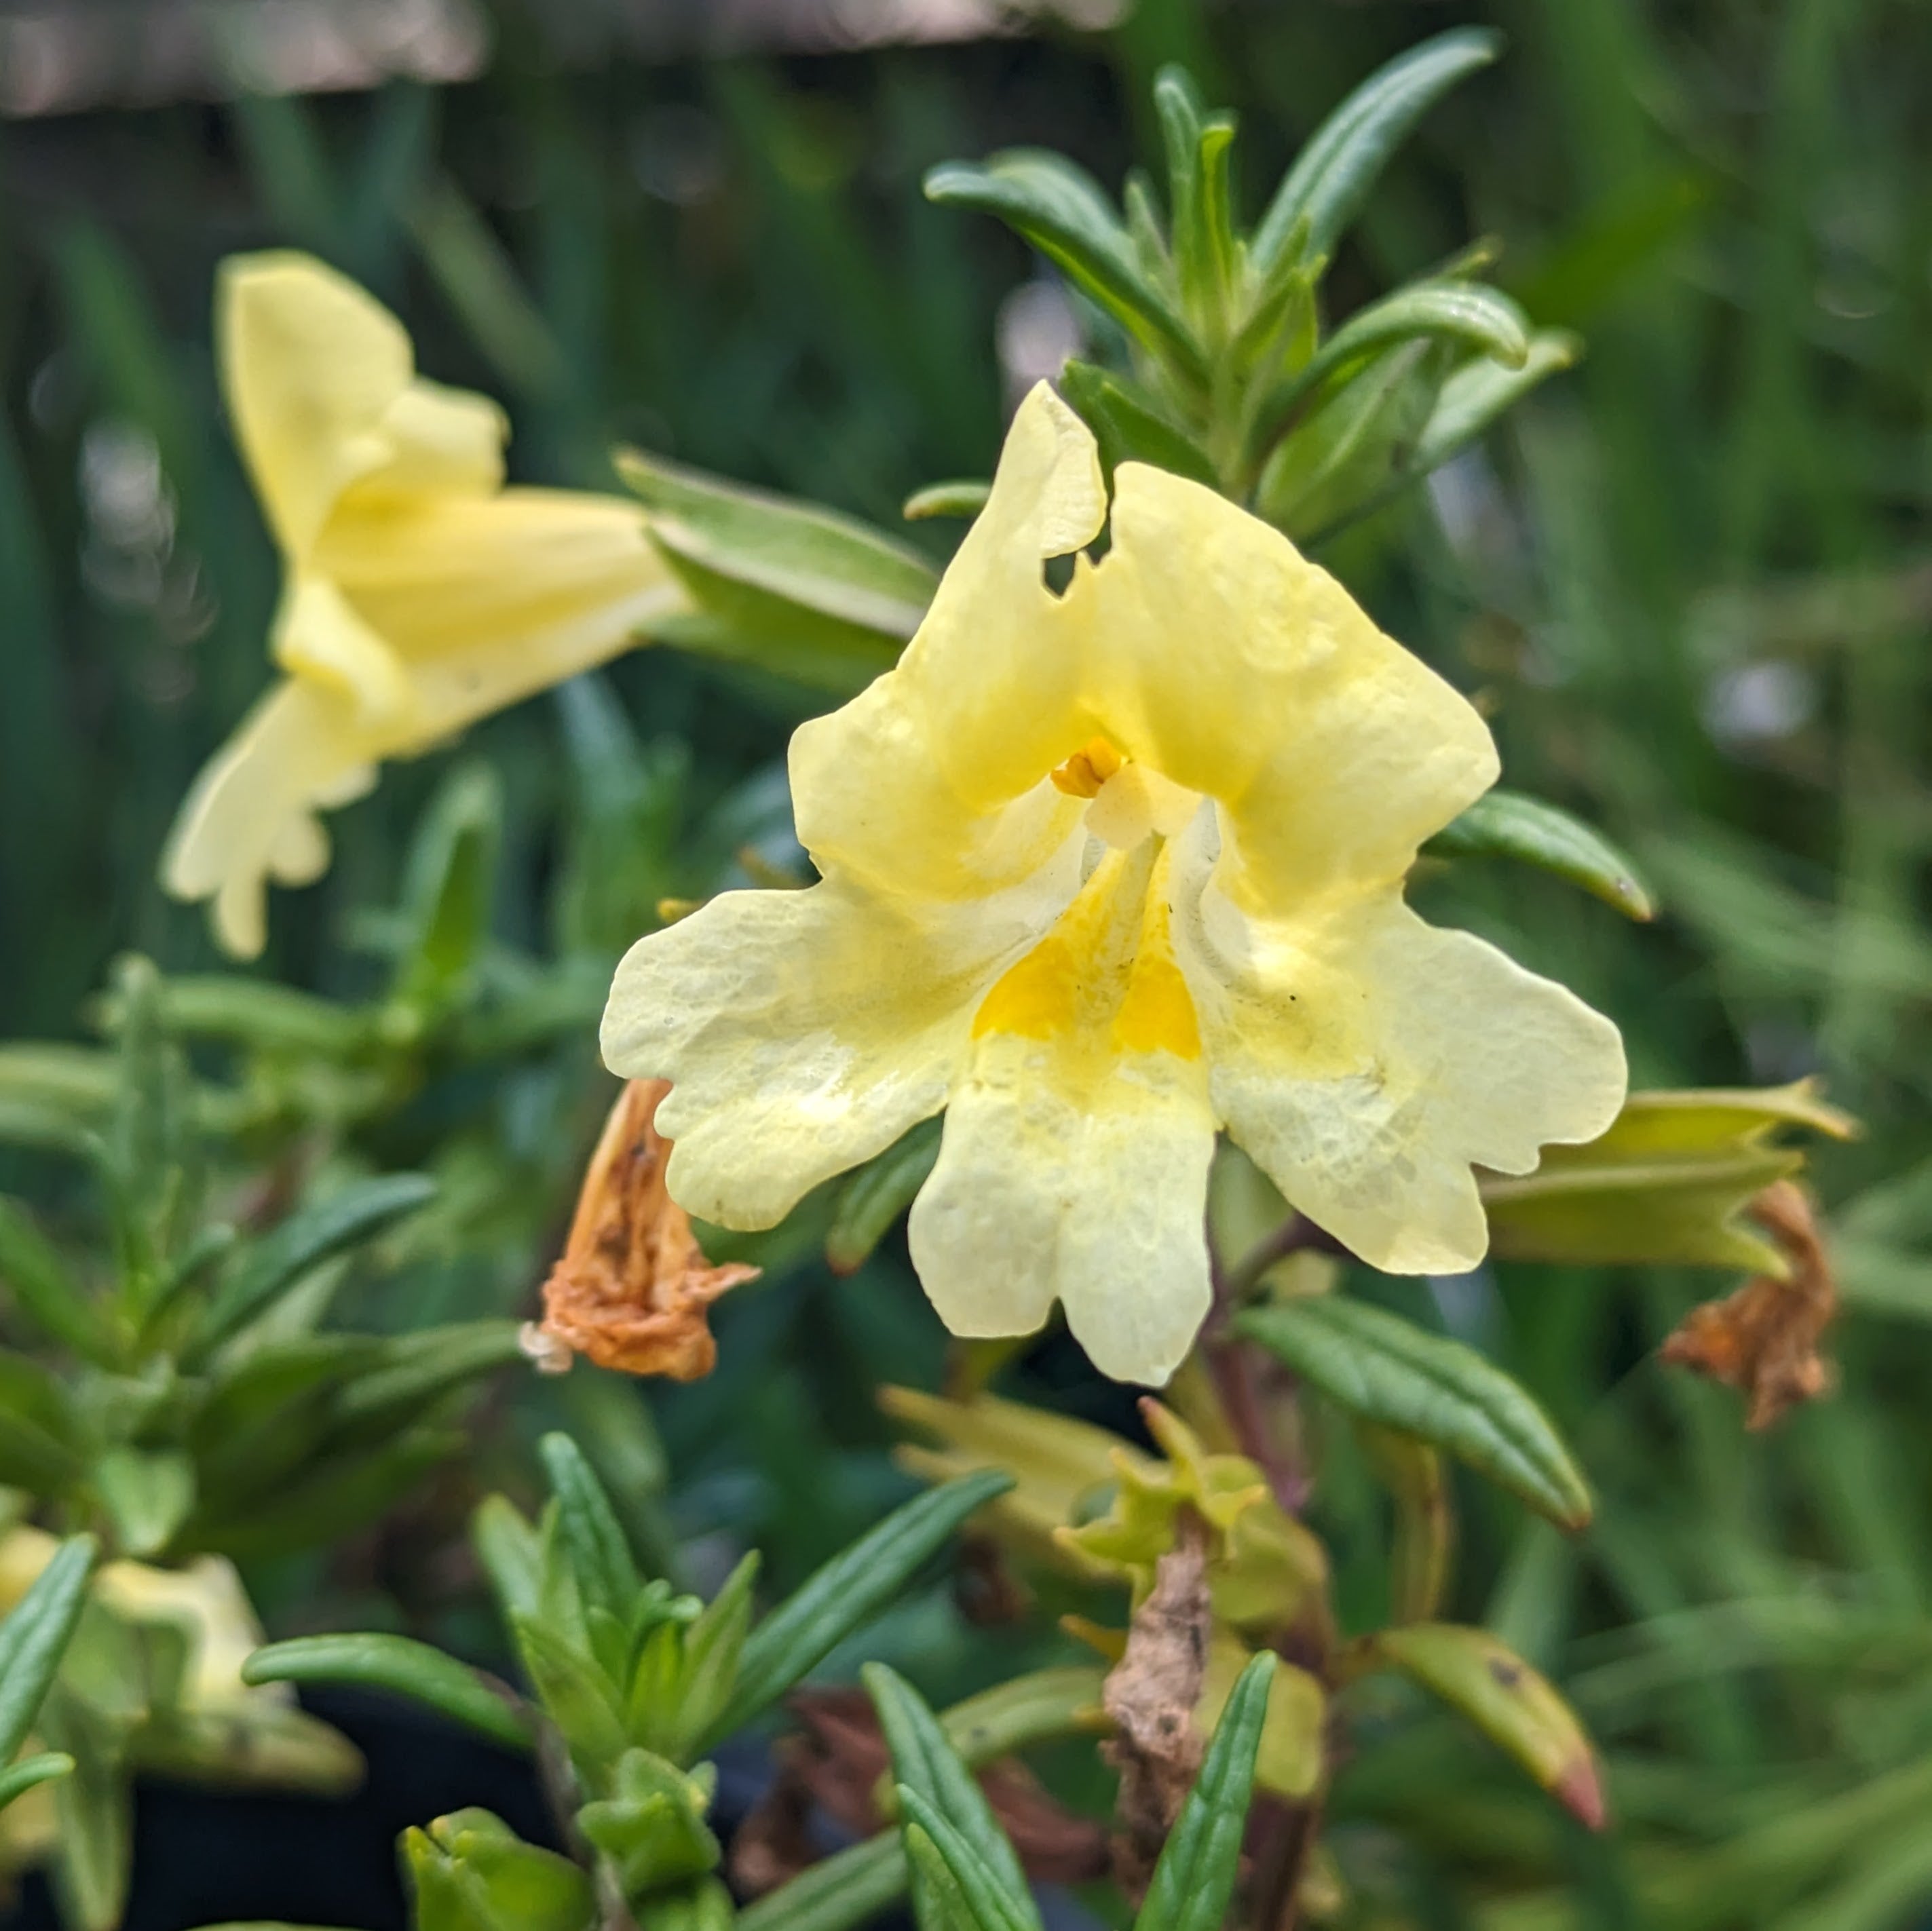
[3,1,1931,1926]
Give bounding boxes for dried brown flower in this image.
[531,1079,758,1381]
[1103,1512,1213,1896]
[1659,1179,1838,1430]
[727,1687,1107,1897]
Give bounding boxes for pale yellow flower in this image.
[163,252,689,957]
[601,385,1625,1385]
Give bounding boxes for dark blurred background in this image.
[3,1,1932,1927]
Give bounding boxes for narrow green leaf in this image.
[1059,362,1221,491]
[243,1634,530,1752]
[92,1447,195,1559]
[1355,1624,1604,1829]
[712,1470,1012,1743]
[0,1751,75,1810]
[190,1428,461,1561]
[865,1665,1034,1917]
[904,1829,991,1931]
[41,1691,132,1931]
[1236,1299,1592,1529]
[1424,786,1656,921]
[620,446,937,641]
[0,1198,114,1362]
[1135,1653,1277,1931]
[0,1535,97,1761]
[1254,339,1443,543]
[510,1613,628,1773]
[193,1173,437,1355]
[924,152,1205,383]
[1155,69,1236,339]
[1249,280,1528,461]
[0,1354,90,1491]
[407,177,572,404]
[903,480,991,522]
[897,1789,1038,1931]
[336,1320,527,1434]
[474,1495,544,1625]
[736,1831,905,1931]
[826,1118,944,1275]
[1252,28,1504,270]
[1410,328,1582,473]
[389,764,502,1019]
[660,1552,759,1754]
[539,1432,643,1622]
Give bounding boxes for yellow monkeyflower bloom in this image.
[163,252,689,957]
[601,384,1626,1385]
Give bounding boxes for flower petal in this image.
[271,573,416,725]
[789,382,1105,899]
[600,850,1082,1229]
[220,252,415,560]
[1171,831,1628,1273]
[909,839,1217,1385]
[908,1030,1215,1386]
[1074,461,1498,909]
[318,487,683,721]
[162,681,377,959]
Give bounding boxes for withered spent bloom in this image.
[1659,1179,1838,1431]
[528,1079,758,1381]
[1103,1512,1213,1896]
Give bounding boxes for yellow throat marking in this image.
[973,839,1202,1063]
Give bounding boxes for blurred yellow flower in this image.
[602,384,1625,1385]
[163,252,688,957]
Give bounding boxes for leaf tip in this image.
[1555,1752,1608,1831]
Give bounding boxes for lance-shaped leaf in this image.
[113,974,368,1057]
[1155,67,1238,337]
[539,1432,643,1622]
[866,1664,1034,1919]
[1255,337,1444,543]
[898,1787,1041,1931]
[1135,1653,1278,1931]
[903,480,991,522]
[710,1470,1012,1744]
[1409,328,1581,474]
[0,1533,97,1762]
[1483,1082,1857,1273]
[1424,787,1655,921]
[43,1691,133,1931]
[388,763,501,1022]
[826,1118,943,1275]
[1352,1623,1604,1829]
[736,1831,905,1931]
[1058,362,1221,491]
[618,447,934,691]
[1252,27,1504,270]
[1248,280,1529,463]
[335,1320,526,1438]
[0,1751,75,1810]
[924,151,1204,382]
[242,1633,531,1752]
[92,1447,195,1559]
[1236,1298,1591,1529]
[0,1197,115,1363]
[191,1172,437,1356]
[0,1354,89,1493]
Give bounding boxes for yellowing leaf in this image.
[1354,1623,1603,1830]
[1482,1080,1857,1274]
